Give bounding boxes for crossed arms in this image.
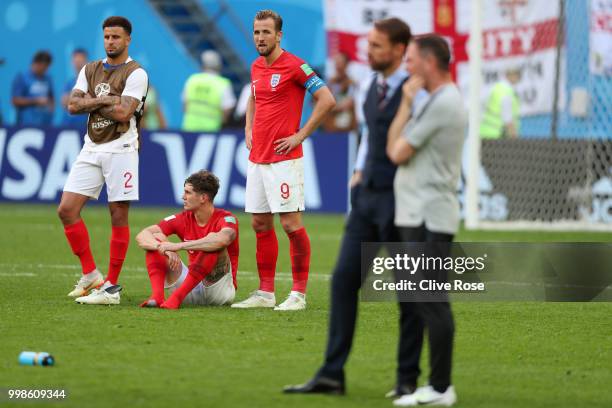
[67,89,140,123]
[137,224,236,272]
[136,224,236,271]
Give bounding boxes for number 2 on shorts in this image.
[124,171,133,189]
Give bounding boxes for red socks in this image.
[161,252,219,309]
[288,227,310,293]
[64,219,96,275]
[144,251,168,305]
[256,229,278,292]
[255,227,310,293]
[63,221,131,285]
[106,226,130,285]
[160,273,199,309]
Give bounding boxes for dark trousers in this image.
[396,225,455,391]
[318,185,398,382]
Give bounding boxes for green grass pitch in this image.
[0,203,611,407]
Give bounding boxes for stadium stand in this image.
[0,0,325,129]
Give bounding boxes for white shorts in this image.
[63,149,139,202]
[165,262,236,306]
[245,158,305,213]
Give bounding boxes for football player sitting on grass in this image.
[135,170,239,309]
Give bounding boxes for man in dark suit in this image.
[283,17,415,396]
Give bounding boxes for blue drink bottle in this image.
[18,351,55,366]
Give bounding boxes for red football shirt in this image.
[250,50,316,163]
[158,208,239,288]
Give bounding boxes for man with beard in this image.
[231,9,335,311]
[58,16,148,305]
[283,17,416,396]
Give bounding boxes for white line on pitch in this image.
[0,263,331,281]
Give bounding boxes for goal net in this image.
[463,0,612,231]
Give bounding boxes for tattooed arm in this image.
[67,89,118,114]
[97,95,140,123]
[203,250,231,285]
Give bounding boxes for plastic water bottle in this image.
[18,351,55,366]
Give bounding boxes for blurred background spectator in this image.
[182,50,236,132]
[480,68,521,139]
[142,85,167,130]
[11,50,54,126]
[322,52,356,132]
[61,48,88,129]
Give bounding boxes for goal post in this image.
[465,0,483,230]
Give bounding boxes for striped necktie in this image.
[377,79,388,109]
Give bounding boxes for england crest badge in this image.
[270,74,281,88]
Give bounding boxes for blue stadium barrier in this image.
[0,127,350,213]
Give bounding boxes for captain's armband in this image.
[304,75,326,95]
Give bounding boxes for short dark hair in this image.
[72,48,88,56]
[374,17,412,47]
[184,170,220,201]
[254,9,283,32]
[32,50,52,65]
[102,16,132,35]
[415,34,451,72]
